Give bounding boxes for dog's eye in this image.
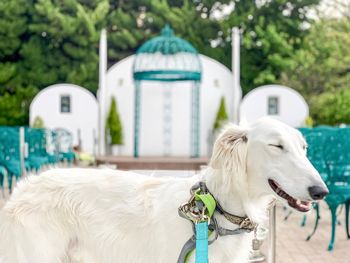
[269,144,284,150]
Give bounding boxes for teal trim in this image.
[137,25,198,55]
[133,70,201,82]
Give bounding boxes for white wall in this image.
[240,85,309,127]
[104,54,234,157]
[30,84,98,153]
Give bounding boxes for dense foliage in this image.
[281,19,350,125]
[1,0,349,126]
[310,88,350,126]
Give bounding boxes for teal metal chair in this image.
[283,127,319,225]
[323,128,350,250]
[302,128,331,237]
[287,127,350,250]
[53,128,75,164]
[25,128,50,171]
[45,130,59,165]
[0,127,26,191]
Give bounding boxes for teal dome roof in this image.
[133,25,201,82]
[137,25,198,55]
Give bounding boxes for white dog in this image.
[0,118,328,263]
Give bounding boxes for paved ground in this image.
[1,175,350,263]
[270,202,350,263]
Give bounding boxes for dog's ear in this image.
[210,124,248,174]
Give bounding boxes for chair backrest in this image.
[25,127,47,156]
[45,130,56,154]
[298,127,312,136]
[302,129,329,179]
[324,128,350,185]
[0,127,20,162]
[53,128,73,153]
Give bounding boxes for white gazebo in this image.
[97,27,242,157]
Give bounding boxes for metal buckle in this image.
[240,217,254,229]
[178,191,210,224]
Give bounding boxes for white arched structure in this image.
[240,84,309,127]
[30,84,98,153]
[101,54,234,157]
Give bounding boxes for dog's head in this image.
[210,117,328,213]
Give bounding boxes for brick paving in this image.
[1,179,350,262]
[271,202,350,263]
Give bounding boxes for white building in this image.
[29,28,309,156]
[240,84,309,127]
[101,54,234,157]
[30,84,98,153]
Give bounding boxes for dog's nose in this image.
[308,186,329,200]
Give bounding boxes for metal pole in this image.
[231,27,242,124]
[268,205,276,263]
[97,29,107,156]
[134,81,141,158]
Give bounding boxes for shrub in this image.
[105,97,123,145]
[213,97,229,131]
[32,116,44,128]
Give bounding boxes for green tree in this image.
[213,97,229,131]
[219,0,320,94]
[0,0,323,126]
[0,0,31,94]
[280,19,350,97]
[107,0,225,63]
[0,0,108,125]
[105,97,123,145]
[0,86,38,126]
[310,88,350,125]
[24,0,109,92]
[280,19,350,124]
[0,0,109,93]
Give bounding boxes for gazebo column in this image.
[163,83,172,156]
[191,81,200,158]
[134,80,141,158]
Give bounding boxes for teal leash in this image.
[195,221,209,263]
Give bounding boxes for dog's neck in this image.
[204,168,271,225]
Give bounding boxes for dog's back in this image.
[0,168,199,263]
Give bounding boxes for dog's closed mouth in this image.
[268,179,311,212]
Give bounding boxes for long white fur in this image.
[0,118,327,263]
